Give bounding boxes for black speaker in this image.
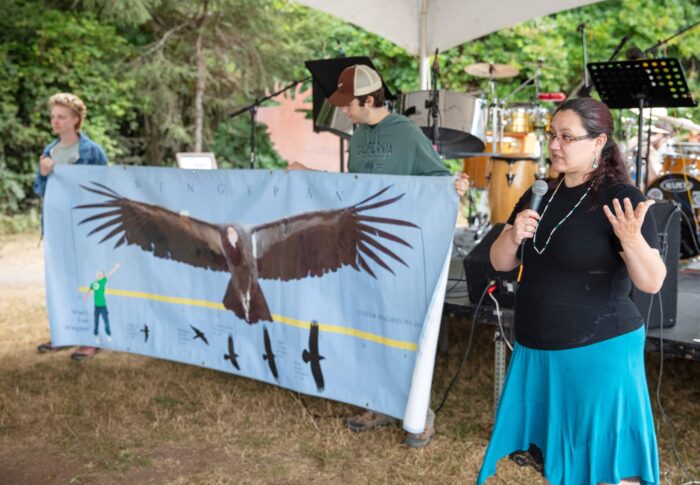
[631,201,680,328]
[463,224,519,307]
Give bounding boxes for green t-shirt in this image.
[90,277,107,307]
[347,113,450,176]
[50,141,80,165]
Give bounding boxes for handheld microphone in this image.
[529,180,549,212]
[537,92,566,102]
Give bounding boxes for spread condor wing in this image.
[74,182,228,272]
[252,186,419,281]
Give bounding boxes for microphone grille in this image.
[532,180,548,196]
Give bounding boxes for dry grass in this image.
[0,232,698,484]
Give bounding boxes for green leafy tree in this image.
[0,0,138,210]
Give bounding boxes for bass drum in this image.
[646,174,700,259]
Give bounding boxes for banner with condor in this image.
[43,165,457,433]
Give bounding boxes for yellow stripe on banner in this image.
[78,286,417,351]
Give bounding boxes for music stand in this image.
[587,58,697,188]
[305,57,394,171]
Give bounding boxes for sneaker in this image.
[403,409,435,448]
[37,341,70,353]
[107,335,112,343]
[346,411,397,432]
[71,346,101,362]
[95,336,101,345]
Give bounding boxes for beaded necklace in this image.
[532,177,593,255]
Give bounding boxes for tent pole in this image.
[419,0,430,89]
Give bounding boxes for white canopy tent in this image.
[296,0,602,88]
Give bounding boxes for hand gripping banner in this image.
[43,165,457,432]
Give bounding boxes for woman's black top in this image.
[506,181,660,350]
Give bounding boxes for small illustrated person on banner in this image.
[83,262,120,344]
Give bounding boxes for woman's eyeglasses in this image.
[545,132,596,145]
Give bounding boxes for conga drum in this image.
[463,137,516,189]
[488,154,539,224]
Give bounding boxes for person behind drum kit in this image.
[477,97,665,485]
[289,64,470,448]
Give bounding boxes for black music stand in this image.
[305,57,394,171]
[587,58,697,188]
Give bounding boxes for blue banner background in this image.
[44,165,457,420]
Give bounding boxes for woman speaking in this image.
[477,97,665,485]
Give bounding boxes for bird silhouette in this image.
[190,325,209,345]
[75,183,417,324]
[302,321,325,391]
[224,334,240,370]
[140,324,149,342]
[262,327,278,379]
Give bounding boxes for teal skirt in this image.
[476,325,659,485]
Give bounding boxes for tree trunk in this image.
[194,26,206,152]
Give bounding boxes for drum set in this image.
[455,62,556,228]
[395,60,700,260]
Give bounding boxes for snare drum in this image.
[662,154,700,174]
[487,155,539,224]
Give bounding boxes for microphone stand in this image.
[568,33,629,99]
[644,20,700,56]
[578,22,590,96]
[426,48,440,151]
[229,77,311,168]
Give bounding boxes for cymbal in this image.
[464,63,520,79]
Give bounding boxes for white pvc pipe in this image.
[419,0,430,89]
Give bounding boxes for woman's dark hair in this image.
[551,97,631,198]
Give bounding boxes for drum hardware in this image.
[501,60,544,106]
[464,62,520,154]
[506,172,515,186]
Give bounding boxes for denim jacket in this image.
[33,132,108,196]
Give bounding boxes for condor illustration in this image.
[302,322,325,392]
[190,325,209,345]
[224,335,240,370]
[75,183,418,324]
[262,327,279,380]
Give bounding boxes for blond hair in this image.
[49,93,87,131]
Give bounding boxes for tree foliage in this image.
[0,0,698,214]
[0,0,138,211]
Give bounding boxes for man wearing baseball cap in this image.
[289,64,470,447]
